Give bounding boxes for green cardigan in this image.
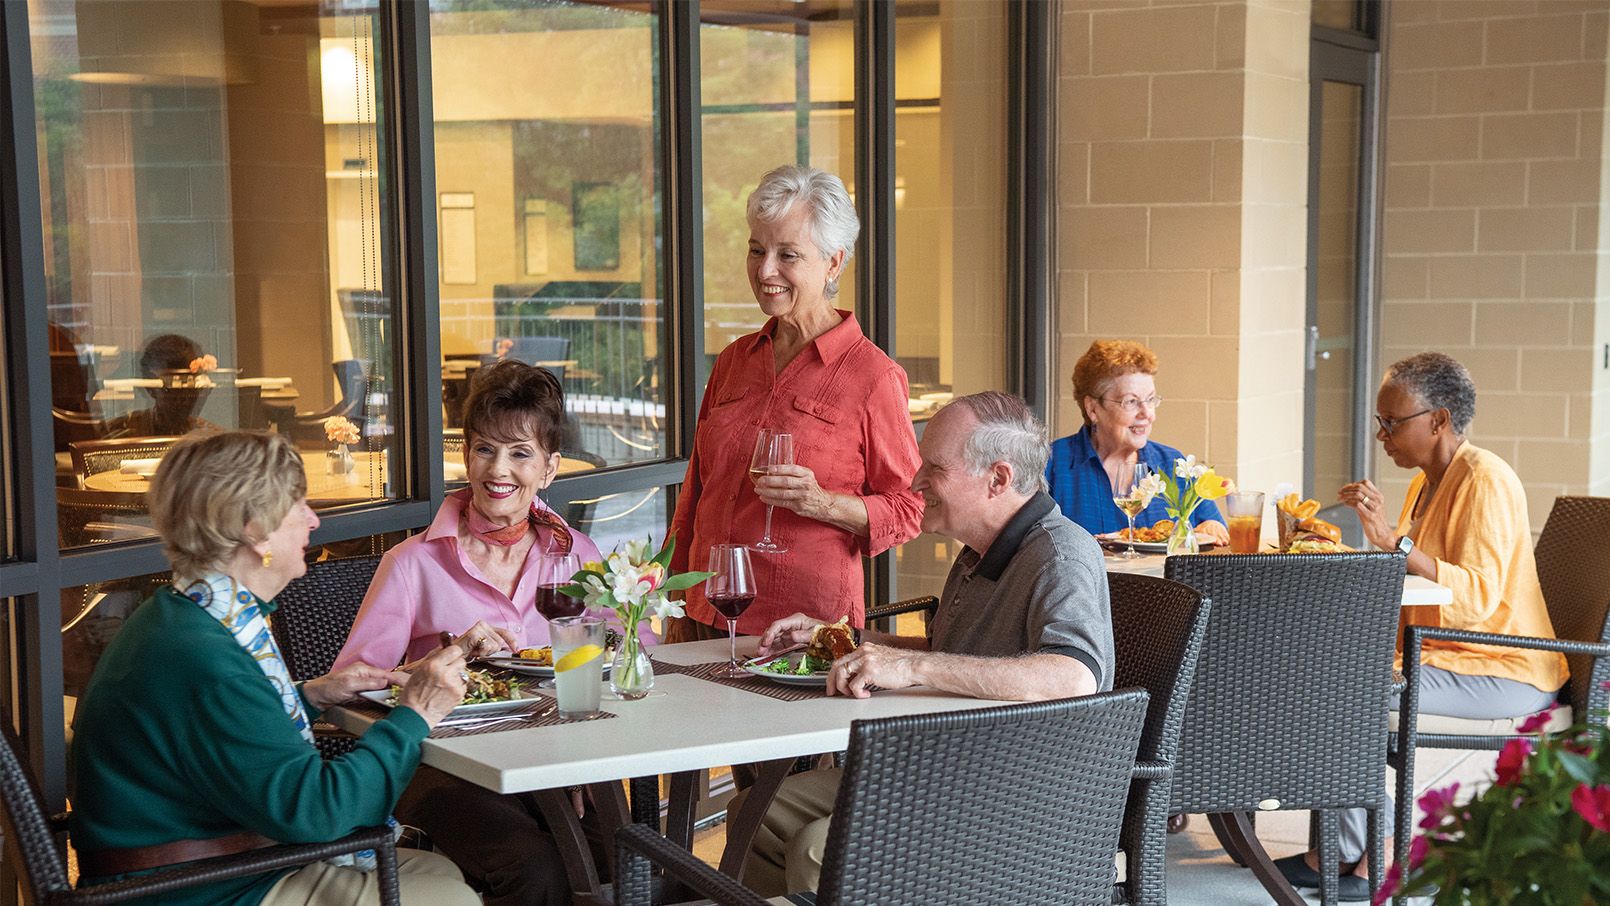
[68,585,430,906]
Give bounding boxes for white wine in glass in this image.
[1113,462,1152,559]
[749,430,794,553]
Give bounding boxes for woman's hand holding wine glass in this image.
[749,429,794,553]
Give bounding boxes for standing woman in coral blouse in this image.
[664,165,924,641]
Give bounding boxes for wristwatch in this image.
[1395,535,1414,556]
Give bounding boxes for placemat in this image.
[342,696,617,738]
[659,660,867,703]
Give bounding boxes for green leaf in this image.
[652,533,676,568]
[663,571,713,590]
[1556,751,1598,785]
[557,582,589,599]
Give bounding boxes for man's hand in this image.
[826,643,925,699]
[302,662,410,712]
[757,613,825,656]
[396,646,469,727]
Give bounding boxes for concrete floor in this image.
[686,746,1496,904]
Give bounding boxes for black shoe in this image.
[1335,873,1370,902]
[1274,855,1371,902]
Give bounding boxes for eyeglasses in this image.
[1374,409,1432,436]
[1101,395,1163,414]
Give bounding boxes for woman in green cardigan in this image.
[68,431,480,906]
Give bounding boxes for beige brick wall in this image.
[1056,0,1308,495]
[1379,0,1610,532]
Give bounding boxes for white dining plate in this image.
[1096,536,1216,554]
[478,655,611,679]
[743,652,830,686]
[358,686,540,717]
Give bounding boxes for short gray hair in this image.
[746,165,860,300]
[1384,352,1477,435]
[950,391,1049,496]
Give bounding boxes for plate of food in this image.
[360,668,537,716]
[743,617,857,686]
[1097,519,1215,553]
[479,646,612,678]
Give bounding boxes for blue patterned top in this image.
[1045,425,1225,536]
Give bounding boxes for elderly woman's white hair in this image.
[746,165,860,299]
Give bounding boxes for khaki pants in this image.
[260,849,479,906]
[729,768,842,898]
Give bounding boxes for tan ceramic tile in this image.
[1151,72,1243,139]
[1211,139,1243,203]
[1206,398,1242,467]
[1588,9,1608,60]
[1514,437,1591,480]
[1520,345,1595,392]
[1430,160,1526,207]
[1060,9,1092,77]
[1447,345,1525,392]
[1240,202,1307,270]
[1569,301,1597,346]
[1088,270,1213,335]
[1386,164,1433,208]
[1531,61,1607,111]
[1523,252,1597,299]
[1576,207,1598,251]
[1058,141,1091,205]
[1427,253,1526,299]
[1149,205,1242,269]
[1481,112,1580,160]
[1380,301,1476,344]
[1241,139,1307,204]
[1062,75,1151,142]
[1216,3,1246,70]
[1477,206,1576,252]
[1242,71,1308,142]
[1059,205,1150,269]
[1382,255,1430,299]
[1477,391,1570,438]
[1527,158,1603,205]
[1242,2,1308,80]
[1386,70,1438,118]
[1433,66,1532,115]
[1473,300,1574,345]
[1392,0,1440,23]
[1090,5,1219,75]
[1057,270,1088,334]
[1155,399,1209,460]
[1383,208,1477,253]
[1385,114,1481,162]
[1238,268,1306,333]
[1484,11,1591,65]
[1147,334,1240,400]
[1209,271,1239,335]
[1436,0,1539,22]
[1390,20,1486,71]
[1090,140,1215,204]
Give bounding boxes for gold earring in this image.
[261,550,273,568]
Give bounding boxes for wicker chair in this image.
[1388,495,1610,894]
[1165,551,1406,906]
[615,690,1151,906]
[1108,573,1212,906]
[270,556,383,759]
[0,721,400,905]
[67,436,184,487]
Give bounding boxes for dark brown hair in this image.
[461,360,566,454]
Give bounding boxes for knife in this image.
[747,642,809,666]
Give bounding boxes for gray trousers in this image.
[1337,664,1557,861]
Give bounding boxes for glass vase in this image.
[610,630,654,700]
[1166,515,1199,556]
[327,443,355,476]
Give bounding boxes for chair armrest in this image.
[615,824,770,906]
[866,595,939,623]
[1131,759,1172,782]
[1406,624,1610,658]
[68,827,394,906]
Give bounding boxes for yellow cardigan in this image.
[1394,442,1567,693]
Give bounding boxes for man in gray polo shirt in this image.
[739,390,1114,894]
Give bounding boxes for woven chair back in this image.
[1165,552,1405,814]
[67,436,184,484]
[1534,495,1610,716]
[1109,573,1211,763]
[0,723,71,901]
[817,689,1149,906]
[271,555,382,681]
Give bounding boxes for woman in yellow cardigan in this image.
[1277,352,1567,900]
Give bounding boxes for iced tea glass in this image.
[1224,491,1266,554]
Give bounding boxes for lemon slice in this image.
[554,644,604,673]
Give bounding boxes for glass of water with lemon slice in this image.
[550,615,606,719]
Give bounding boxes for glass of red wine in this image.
[706,543,756,678]
[533,553,584,685]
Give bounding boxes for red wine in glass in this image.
[706,593,755,621]
[535,584,586,620]
[707,543,756,677]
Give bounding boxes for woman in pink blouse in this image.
[334,360,607,905]
[665,165,924,642]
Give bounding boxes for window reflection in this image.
[31,0,401,549]
[430,1,668,473]
[700,0,858,356]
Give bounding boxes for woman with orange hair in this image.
[1045,340,1228,545]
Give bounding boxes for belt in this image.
[78,829,275,878]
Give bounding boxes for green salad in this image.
[759,654,834,675]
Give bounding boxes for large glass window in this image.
[31,0,402,549]
[890,0,1009,601]
[699,0,857,356]
[429,1,669,473]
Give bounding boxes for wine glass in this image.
[1112,462,1152,560]
[748,429,794,554]
[706,544,757,678]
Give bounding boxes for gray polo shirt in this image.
[927,492,1115,690]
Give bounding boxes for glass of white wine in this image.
[1113,462,1152,560]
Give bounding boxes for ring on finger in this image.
[458,669,470,683]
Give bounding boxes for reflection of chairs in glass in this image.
[500,336,569,386]
[615,691,1151,906]
[55,487,156,547]
[50,350,100,412]
[52,407,107,456]
[68,436,184,487]
[443,429,467,487]
[282,360,369,445]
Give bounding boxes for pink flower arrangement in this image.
[187,354,218,374]
[323,416,360,446]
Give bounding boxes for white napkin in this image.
[119,458,162,476]
[236,377,292,388]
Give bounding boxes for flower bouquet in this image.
[324,416,360,475]
[1381,691,1610,905]
[1146,455,1232,555]
[561,535,712,699]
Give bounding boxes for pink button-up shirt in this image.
[669,311,924,634]
[334,490,610,669]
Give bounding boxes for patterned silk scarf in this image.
[463,500,575,555]
[181,573,313,744]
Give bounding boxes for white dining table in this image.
[1101,549,1454,607]
[327,636,1010,895]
